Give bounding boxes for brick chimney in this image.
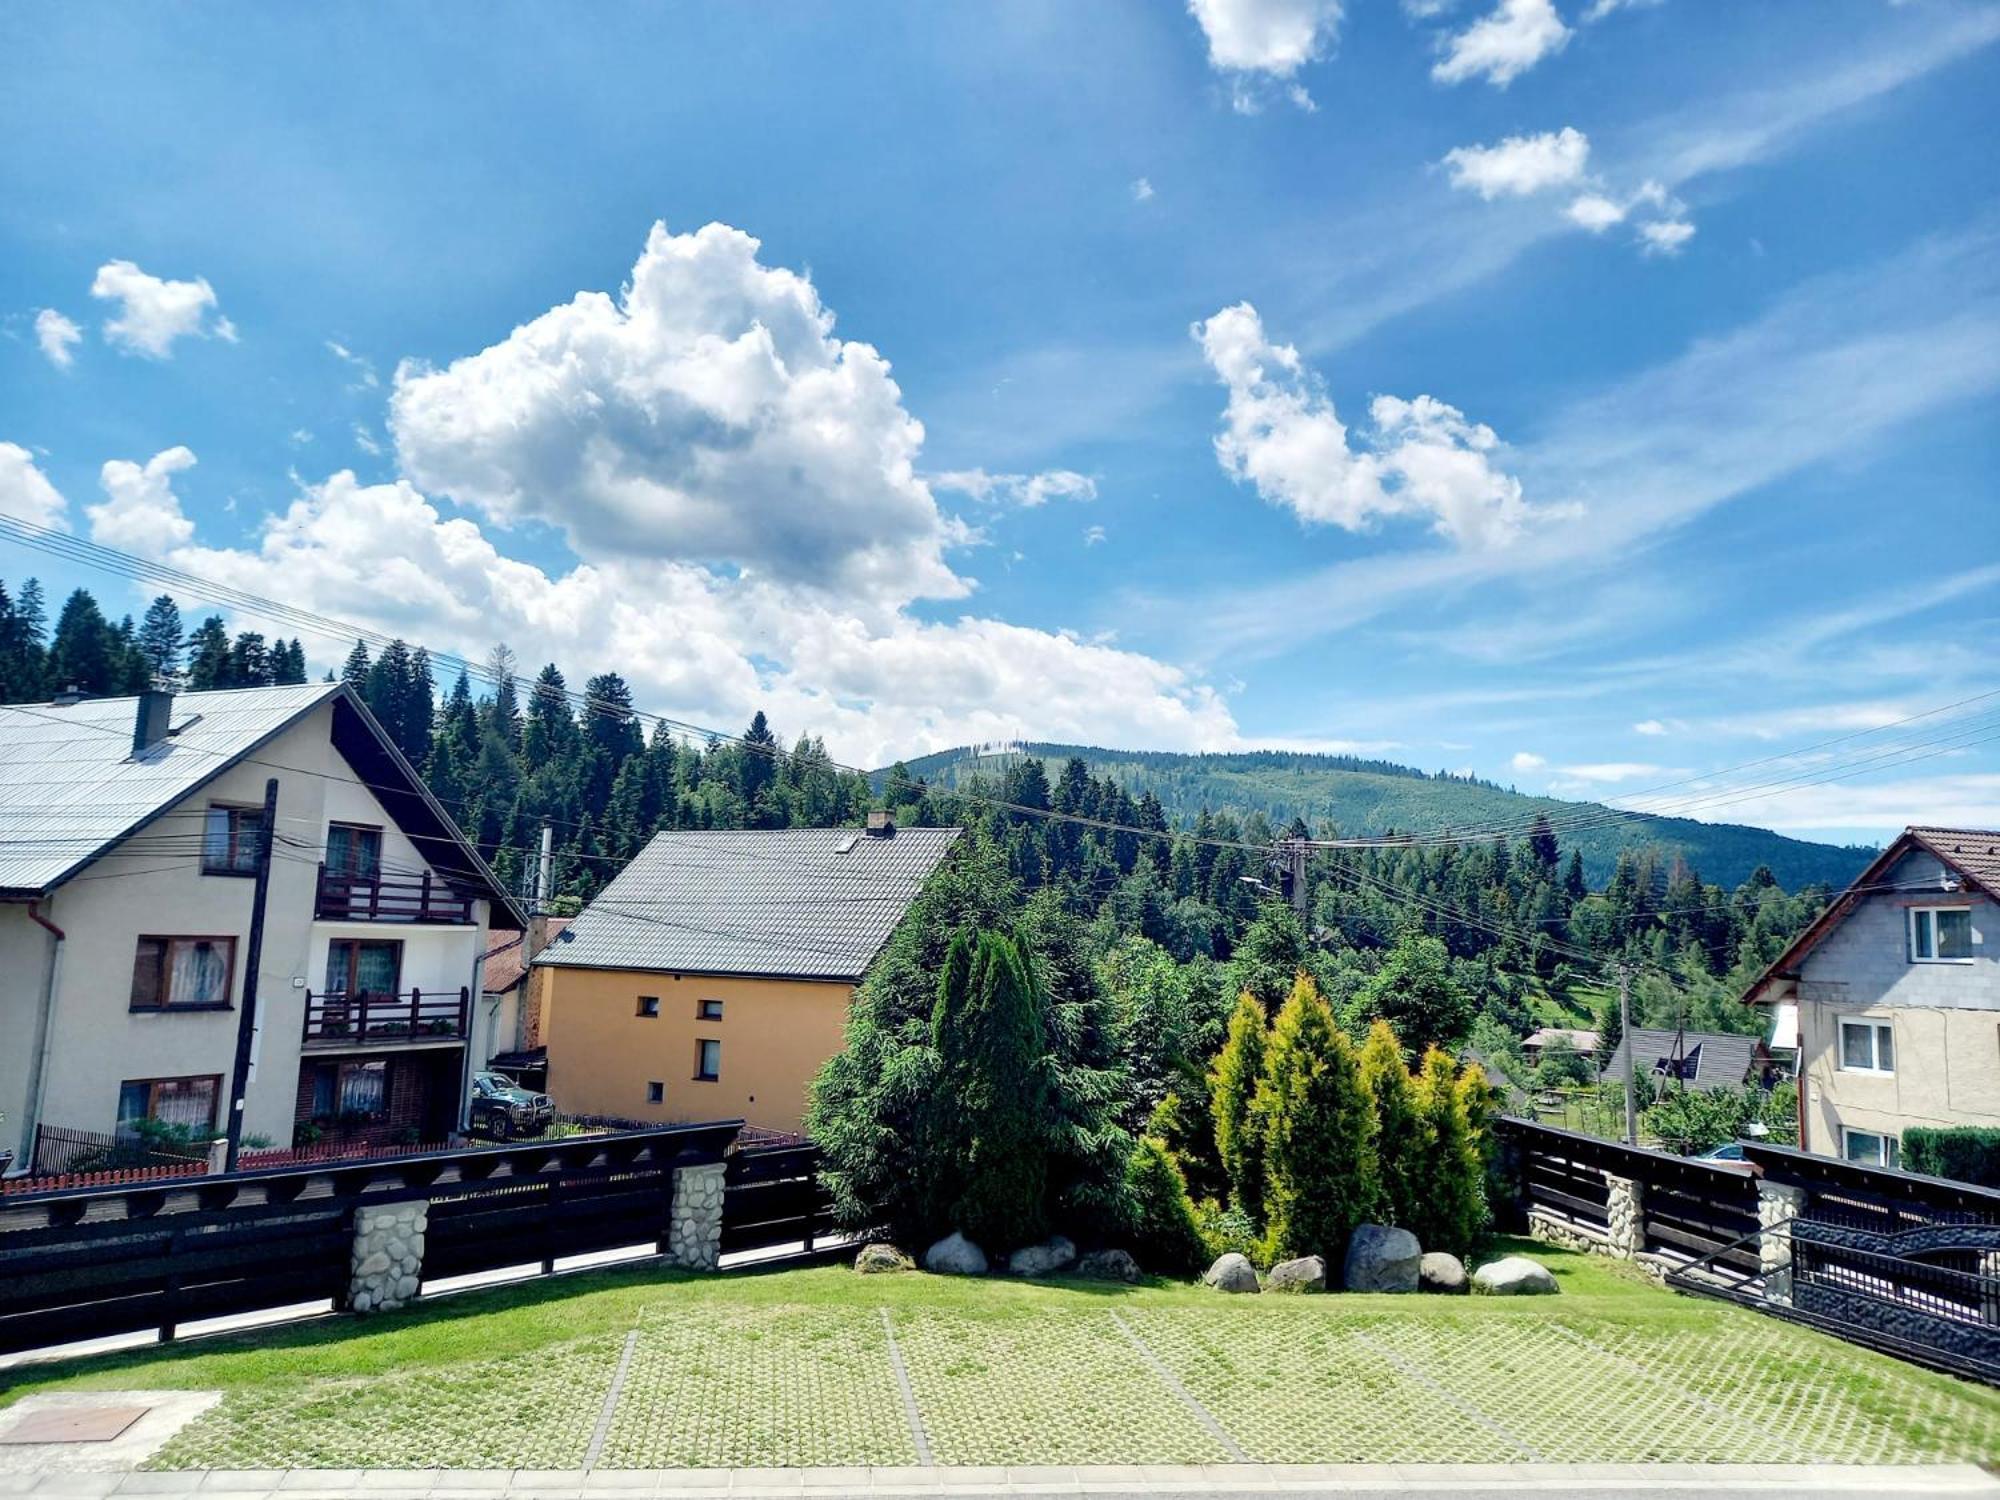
[132,687,174,756]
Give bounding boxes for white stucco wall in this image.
[0,698,490,1164]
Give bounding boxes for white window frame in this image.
[1908,905,1974,964]
[1837,1017,1894,1075]
[1841,1126,1900,1170]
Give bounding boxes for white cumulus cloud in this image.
[1131,177,1156,203]
[89,260,234,358]
[87,447,200,553]
[0,443,69,528]
[34,309,82,370]
[1192,302,1560,549]
[1443,127,1590,199]
[1187,0,1343,110]
[392,221,966,606]
[1510,750,1547,771]
[1432,0,1570,87]
[1638,217,1698,256]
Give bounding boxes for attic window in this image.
[1654,1045,1702,1083]
[1911,907,1973,963]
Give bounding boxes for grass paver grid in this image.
[888,1308,1228,1466]
[597,1304,912,1468]
[146,1336,622,1471]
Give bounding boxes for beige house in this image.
[1745,826,2000,1168]
[0,684,522,1173]
[535,819,960,1135]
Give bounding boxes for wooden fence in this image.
[722,1142,835,1256]
[0,1120,747,1358]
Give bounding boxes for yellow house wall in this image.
[542,967,853,1134]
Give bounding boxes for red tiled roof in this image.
[482,918,571,994]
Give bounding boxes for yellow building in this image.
[535,819,960,1135]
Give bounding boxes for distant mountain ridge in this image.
[883,742,1877,891]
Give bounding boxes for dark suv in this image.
[468,1071,553,1140]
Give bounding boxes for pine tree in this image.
[1257,972,1379,1263]
[228,632,272,686]
[1209,992,1269,1225]
[1359,1018,1423,1232]
[739,709,779,811]
[45,588,116,695]
[340,640,372,695]
[184,617,233,689]
[136,595,184,683]
[483,643,522,747]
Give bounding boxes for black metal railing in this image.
[303,986,470,1045]
[316,865,474,924]
[26,1123,207,1179]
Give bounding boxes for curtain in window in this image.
[171,939,229,1005]
[153,1077,218,1130]
[327,825,382,877]
[354,943,398,996]
[338,1061,388,1116]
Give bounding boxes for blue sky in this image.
[1,0,1996,845]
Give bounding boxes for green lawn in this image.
[4,1238,1997,1469]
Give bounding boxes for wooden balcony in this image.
[315,864,475,924]
[302,986,471,1047]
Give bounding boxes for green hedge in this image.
[1901,1127,2000,1189]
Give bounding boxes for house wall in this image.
[542,967,853,1134]
[0,909,59,1163]
[1796,846,2000,1157]
[4,700,488,1163]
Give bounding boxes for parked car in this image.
[1695,1141,1746,1162]
[468,1071,553,1140]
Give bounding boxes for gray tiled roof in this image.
[536,826,963,981]
[1908,827,2000,897]
[1599,1027,1762,1091]
[0,683,340,894]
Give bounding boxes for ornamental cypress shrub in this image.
[1125,1134,1209,1274]
[1406,1046,1485,1256]
[936,930,1050,1249]
[1258,972,1379,1262]
[1359,1018,1423,1232]
[1209,991,1270,1225]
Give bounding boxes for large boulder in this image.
[1424,1248,1472,1296]
[854,1243,913,1275]
[1419,1251,1468,1294]
[1472,1255,1559,1296]
[1007,1235,1078,1278]
[1344,1224,1421,1293]
[923,1231,989,1276]
[1075,1248,1142,1283]
[1266,1255,1327,1293]
[1203,1252,1261,1293]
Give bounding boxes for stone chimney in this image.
[132,687,174,756]
[866,809,895,838]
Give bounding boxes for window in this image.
[697,998,724,1021]
[325,939,402,997]
[1839,1018,1895,1074]
[1910,906,1974,963]
[636,996,660,1018]
[201,804,264,875]
[1842,1127,1900,1170]
[646,1081,665,1104]
[117,1075,220,1138]
[310,1060,390,1121]
[326,823,383,879]
[695,1039,721,1082]
[130,936,236,1010]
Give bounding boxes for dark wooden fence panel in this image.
[0,1120,740,1358]
[721,1143,834,1255]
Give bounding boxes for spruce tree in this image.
[136,595,184,682]
[339,639,372,695]
[1354,929,1472,1057]
[1359,1018,1423,1232]
[1257,972,1379,1263]
[184,617,232,689]
[1209,991,1269,1225]
[45,589,116,695]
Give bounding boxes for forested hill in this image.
[885,743,1875,890]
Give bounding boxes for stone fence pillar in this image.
[1603,1172,1644,1259]
[666,1161,726,1271]
[1757,1180,1806,1305]
[348,1199,428,1314]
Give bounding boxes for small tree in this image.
[1354,930,1473,1057]
[1209,991,1269,1225]
[1124,1134,1208,1274]
[1359,1019,1422,1231]
[1258,973,1379,1262]
[1407,1047,1485,1256]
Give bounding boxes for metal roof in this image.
[536,825,963,981]
[1599,1027,1762,1092]
[0,683,340,895]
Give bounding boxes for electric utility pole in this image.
[223,776,279,1174]
[1618,962,1637,1146]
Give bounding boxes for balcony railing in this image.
[315,864,475,924]
[302,986,471,1047]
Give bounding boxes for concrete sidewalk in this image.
[0,1465,1993,1499]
